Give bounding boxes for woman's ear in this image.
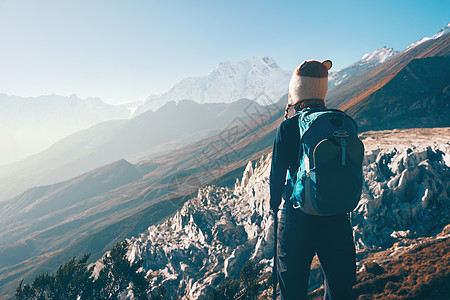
[322,60,332,70]
[295,62,306,75]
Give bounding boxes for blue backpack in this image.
[289,108,364,215]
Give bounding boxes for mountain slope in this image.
[308,233,450,300]
[327,31,450,110]
[344,56,450,131]
[120,128,450,298]
[326,33,450,132]
[135,57,290,114]
[0,94,130,166]
[405,22,450,51]
[0,98,280,202]
[327,22,450,92]
[328,47,399,88]
[0,159,142,251]
[2,24,450,300]
[0,98,285,299]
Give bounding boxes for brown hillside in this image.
[345,56,450,131]
[353,238,450,299]
[307,237,450,300]
[327,33,450,116]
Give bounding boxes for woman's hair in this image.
[284,99,326,119]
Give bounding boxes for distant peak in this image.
[85,97,104,105]
[432,22,450,39]
[260,56,280,68]
[137,56,290,114]
[214,56,280,70]
[261,56,272,63]
[405,22,450,51]
[361,47,398,64]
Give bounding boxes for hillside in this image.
[0,94,130,166]
[7,127,448,299]
[0,98,279,202]
[328,47,399,88]
[0,98,284,299]
[5,32,447,203]
[307,232,450,300]
[119,127,450,298]
[345,56,450,131]
[328,33,450,114]
[2,24,450,300]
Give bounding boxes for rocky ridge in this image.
[118,128,449,299]
[125,153,273,299]
[328,47,399,88]
[405,22,450,51]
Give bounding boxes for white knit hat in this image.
[288,59,332,106]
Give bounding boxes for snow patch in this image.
[135,57,290,114]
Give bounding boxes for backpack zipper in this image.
[341,138,346,166]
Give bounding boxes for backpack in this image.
[289,108,364,216]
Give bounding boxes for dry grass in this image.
[307,238,450,300]
[353,238,450,299]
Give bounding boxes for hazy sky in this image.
[0,0,448,104]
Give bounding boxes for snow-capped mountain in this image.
[2,21,450,299]
[120,128,450,299]
[135,57,291,114]
[328,47,399,88]
[405,22,450,51]
[329,22,450,89]
[0,94,130,166]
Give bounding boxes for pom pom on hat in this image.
[288,60,332,106]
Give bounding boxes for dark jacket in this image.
[269,114,301,212]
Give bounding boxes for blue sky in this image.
[0,0,448,104]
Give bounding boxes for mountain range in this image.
[331,33,450,131]
[2,23,449,168]
[135,56,291,114]
[0,96,283,298]
[0,98,281,202]
[0,94,131,166]
[328,46,399,88]
[0,23,449,299]
[3,29,446,202]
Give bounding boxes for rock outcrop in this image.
[124,128,450,299]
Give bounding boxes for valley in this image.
[1,23,449,299]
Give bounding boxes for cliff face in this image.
[126,154,273,299]
[354,128,450,248]
[346,56,450,131]
[122,128,450,299]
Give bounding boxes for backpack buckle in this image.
[333,130,349,138]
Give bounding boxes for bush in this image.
[15,241,157,300]
[208,260,264,300]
